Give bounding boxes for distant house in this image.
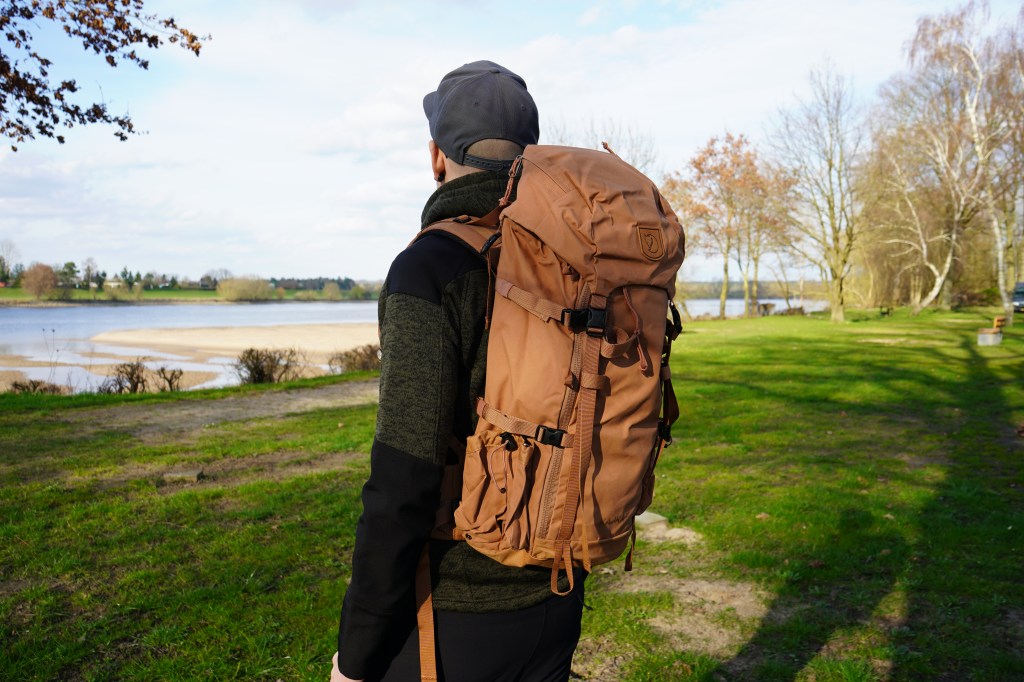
[107,277,124,289]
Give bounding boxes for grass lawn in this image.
[133,289,221,302]
[0,288,221,303]
[1,310,1022,680]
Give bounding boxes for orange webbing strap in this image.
[601,327,640,359]
[415,219,496,253]
[495,277,566,324]
[549,302,605,594]
[574,328,603,574]
[476,398,577,449]
[415,547,438,682]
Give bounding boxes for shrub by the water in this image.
[322,282,343,301]
[328,344,381,374]
[233,348,302,384]
[106,283,144,302]
[156,366,184,392]
[217,277,276,302]
[8,379,66,395]
[99,360,148,394]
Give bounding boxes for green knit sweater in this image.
[338,171,574,679]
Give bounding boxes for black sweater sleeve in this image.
[336,235,484,679]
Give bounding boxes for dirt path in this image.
[59,378,380,441]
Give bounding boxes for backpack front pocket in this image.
[455,431,540,552]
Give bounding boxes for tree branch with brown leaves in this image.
[0,0,207,150]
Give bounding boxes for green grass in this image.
[0,371,377,414]
[2,309,1023,680]
[0,287,25,300]
[133,289,221,301]
[1,374,376,681]
[0,287,221,303]
[609,307,1024,681]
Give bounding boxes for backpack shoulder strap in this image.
[413,215,500,256]
[416,217,503,326]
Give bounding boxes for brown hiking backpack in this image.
[419,144,686,597]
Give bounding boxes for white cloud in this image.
[3,0,1021,282]
[579,5,604,25]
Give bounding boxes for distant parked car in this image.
[1014,282,1024,313]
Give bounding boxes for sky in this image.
[1,0,1021,282]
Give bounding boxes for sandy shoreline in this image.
[0,322,379,392]
[91,323,380,361]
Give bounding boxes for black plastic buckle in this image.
[537,426,567,447]
[668,302,682,340]
[563,307,607,336]
[658,421,673,444]
[500,432,518,452]
[480,231,501,255]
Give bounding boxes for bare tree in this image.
[771,65,863,322]
[80,257,99,299]
[994,7,1024,295]
[0,237,18,284]
[871,64,980,312]
[908,1,1018,318]
[545,116,659,175]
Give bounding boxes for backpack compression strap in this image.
[549,287,607,595]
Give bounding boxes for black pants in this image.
[380,581,585,682]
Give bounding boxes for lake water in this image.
[0,301,379,391]
[681,297,823,318]
[0,297,822,391]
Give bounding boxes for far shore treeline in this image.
[0,271,825,307]
[0,262,384,303]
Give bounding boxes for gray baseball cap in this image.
[423,60,539,172]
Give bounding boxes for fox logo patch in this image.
[638,227,665,260]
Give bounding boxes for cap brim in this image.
[423,91,439,137]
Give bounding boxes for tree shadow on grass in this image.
[676,318,1024,681]
[887,336,1024,681]
[715,508,906,681]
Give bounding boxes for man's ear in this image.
[429,140,446,183]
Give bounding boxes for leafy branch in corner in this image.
[0,0,208,150]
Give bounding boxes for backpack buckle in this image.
[562,307,607,337]
[658,421,673,445]
[536,426,567,447]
